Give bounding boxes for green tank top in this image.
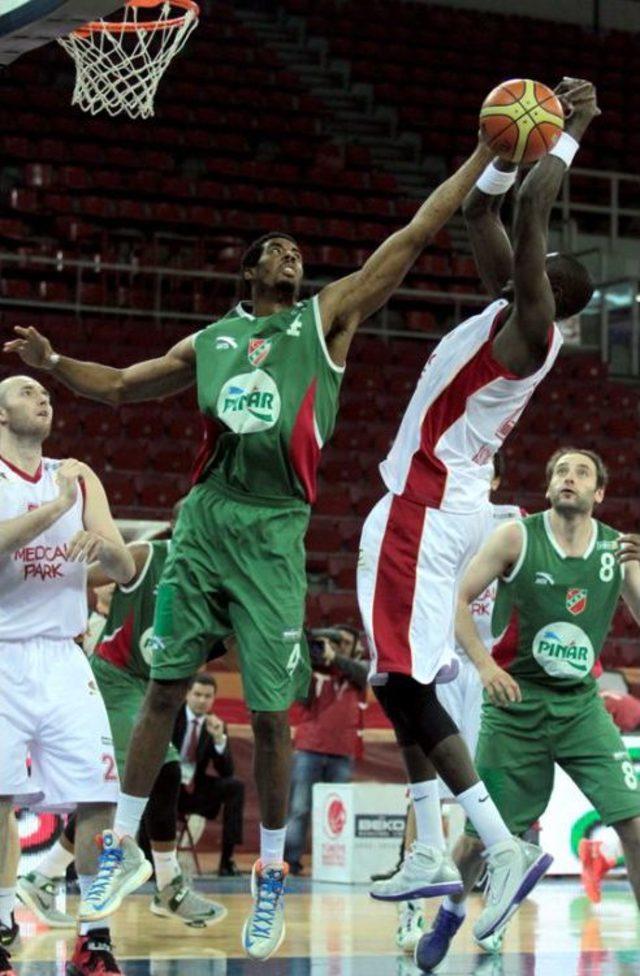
[193,296,344,503]
[94,540,169,680]
[492,511,622,690]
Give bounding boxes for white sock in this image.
[443,895,466,918]
[260,825,286,868]
[409,780,445,850]
[0,887,16,928]
[36,840,75,879]
[152,849,181,891]
[456,782,511,848]
[113,793,148,841]
[78,875,108,936]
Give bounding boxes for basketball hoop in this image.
[58,0,199,119]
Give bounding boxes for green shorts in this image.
[150,479,312,712]
[91,656,179,775]
[466,681,640,837]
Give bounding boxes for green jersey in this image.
[94,540,169,681]
[193,296,344,502]
[491,511,622,690]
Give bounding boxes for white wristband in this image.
[476,162,517,196]
[549,131,579,168]
[46,352,60,369]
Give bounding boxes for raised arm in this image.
[4,327,196,405]
[0,458,78,556]
[67,464,135,585]
[492,79,600,373]
[461,158,517,297]
[317,141,494,365]
[455,521,523,705]
[87,540,152,590]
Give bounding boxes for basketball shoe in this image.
[395,900,425,952]
[150,875,227,927]
[370,842,463,901]
[78,830,152,921]
[415,905,464,971]
[17,871,75,927]
[473,838,552,941]
[241,861,287,960]
[67,929,121,975]
[475,926,506,953]
[0,946,15,976]
[579,839,615,904]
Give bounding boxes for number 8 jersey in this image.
[491,510,622,689]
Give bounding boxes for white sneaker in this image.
[395,900,425,953]
[370,842,463,901]
[17,871,75,928]
[473,838,552,941]
[78,830,153,921]
[241,861,287,960]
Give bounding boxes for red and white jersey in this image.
[380,299,562,513]
[0,456,87,641]
[459,502,525,655]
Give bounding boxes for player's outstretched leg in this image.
[241,710,291,960]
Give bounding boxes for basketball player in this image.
[0,374,135,976]
[357,77,599,944]
[393,452,523,953]
[5,122,498,960]
[17,504,226,930]
[416,449,640,969]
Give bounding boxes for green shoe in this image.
[150,875,227,928]
[17,871,75,928]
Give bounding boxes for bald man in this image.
[0,375,135,976]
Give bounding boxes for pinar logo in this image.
[324,793,347,838]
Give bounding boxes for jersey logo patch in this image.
[566,588,587,616]
[248,337,272,368]
[216,336,237,350]
[286,315,302,337]
[534,572,555,586]
[217,370,281,433]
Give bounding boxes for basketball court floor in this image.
[9,877,640,975]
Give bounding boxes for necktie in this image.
[186,718,199,762]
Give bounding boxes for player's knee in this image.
[147,677,190,716]
[251,709,290,747]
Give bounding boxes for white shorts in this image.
[436,654,484,799]
[0,637,119,811]
[357,493,493,684]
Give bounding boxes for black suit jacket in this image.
[173,706,234,782]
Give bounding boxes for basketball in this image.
[479,79,565,164]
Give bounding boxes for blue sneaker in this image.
[415,906,464,972]
[241,860,287,960]
[78,831,152,922]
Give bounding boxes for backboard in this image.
[0,0,122,65]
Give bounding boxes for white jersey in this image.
[380,299,562,513]
[0,456,87,641]
[457,502,524,656]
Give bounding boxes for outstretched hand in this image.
[3,325,55,369]
[555,77,600,131]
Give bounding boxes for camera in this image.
[306,627,342,667]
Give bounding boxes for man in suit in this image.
[173,673,244,876]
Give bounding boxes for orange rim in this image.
[73,0,199,36]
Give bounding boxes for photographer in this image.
[284,625,369,874]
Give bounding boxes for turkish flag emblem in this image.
[566,588,588,615]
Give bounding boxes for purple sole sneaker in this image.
[415,906,464,971]
[474,851,553,940]
[370,880,464,902]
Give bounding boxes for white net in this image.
[58,1,199,119]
